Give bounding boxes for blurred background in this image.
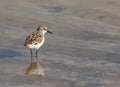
[0,0,120,87]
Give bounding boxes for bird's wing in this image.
[24,31,43,45]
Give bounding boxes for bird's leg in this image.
[35,50,39,62]
[30,49,33,64]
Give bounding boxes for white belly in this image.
[28,38,45,50]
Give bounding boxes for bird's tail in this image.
[24,43,26,46]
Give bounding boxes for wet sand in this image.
[0,0,120,87]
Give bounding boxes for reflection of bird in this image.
[24,25,53,63]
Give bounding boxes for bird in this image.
[24,25,53,63]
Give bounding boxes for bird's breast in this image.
[27,38,45,50]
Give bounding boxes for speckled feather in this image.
[24,31,43,46]
[24,25,52,49]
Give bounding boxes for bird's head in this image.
[37,25,53,34]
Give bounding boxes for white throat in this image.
[42,30,47,35]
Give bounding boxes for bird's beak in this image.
[47,30,53,34]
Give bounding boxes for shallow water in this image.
[0,0,120,87]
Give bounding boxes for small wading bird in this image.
[24,25,53,63]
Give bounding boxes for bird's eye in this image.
[44,28,47,30]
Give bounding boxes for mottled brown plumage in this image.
[24,31,43,46]
[24,25,53,63]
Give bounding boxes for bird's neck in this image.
[38,30,46,35]
[42,31,46,35]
